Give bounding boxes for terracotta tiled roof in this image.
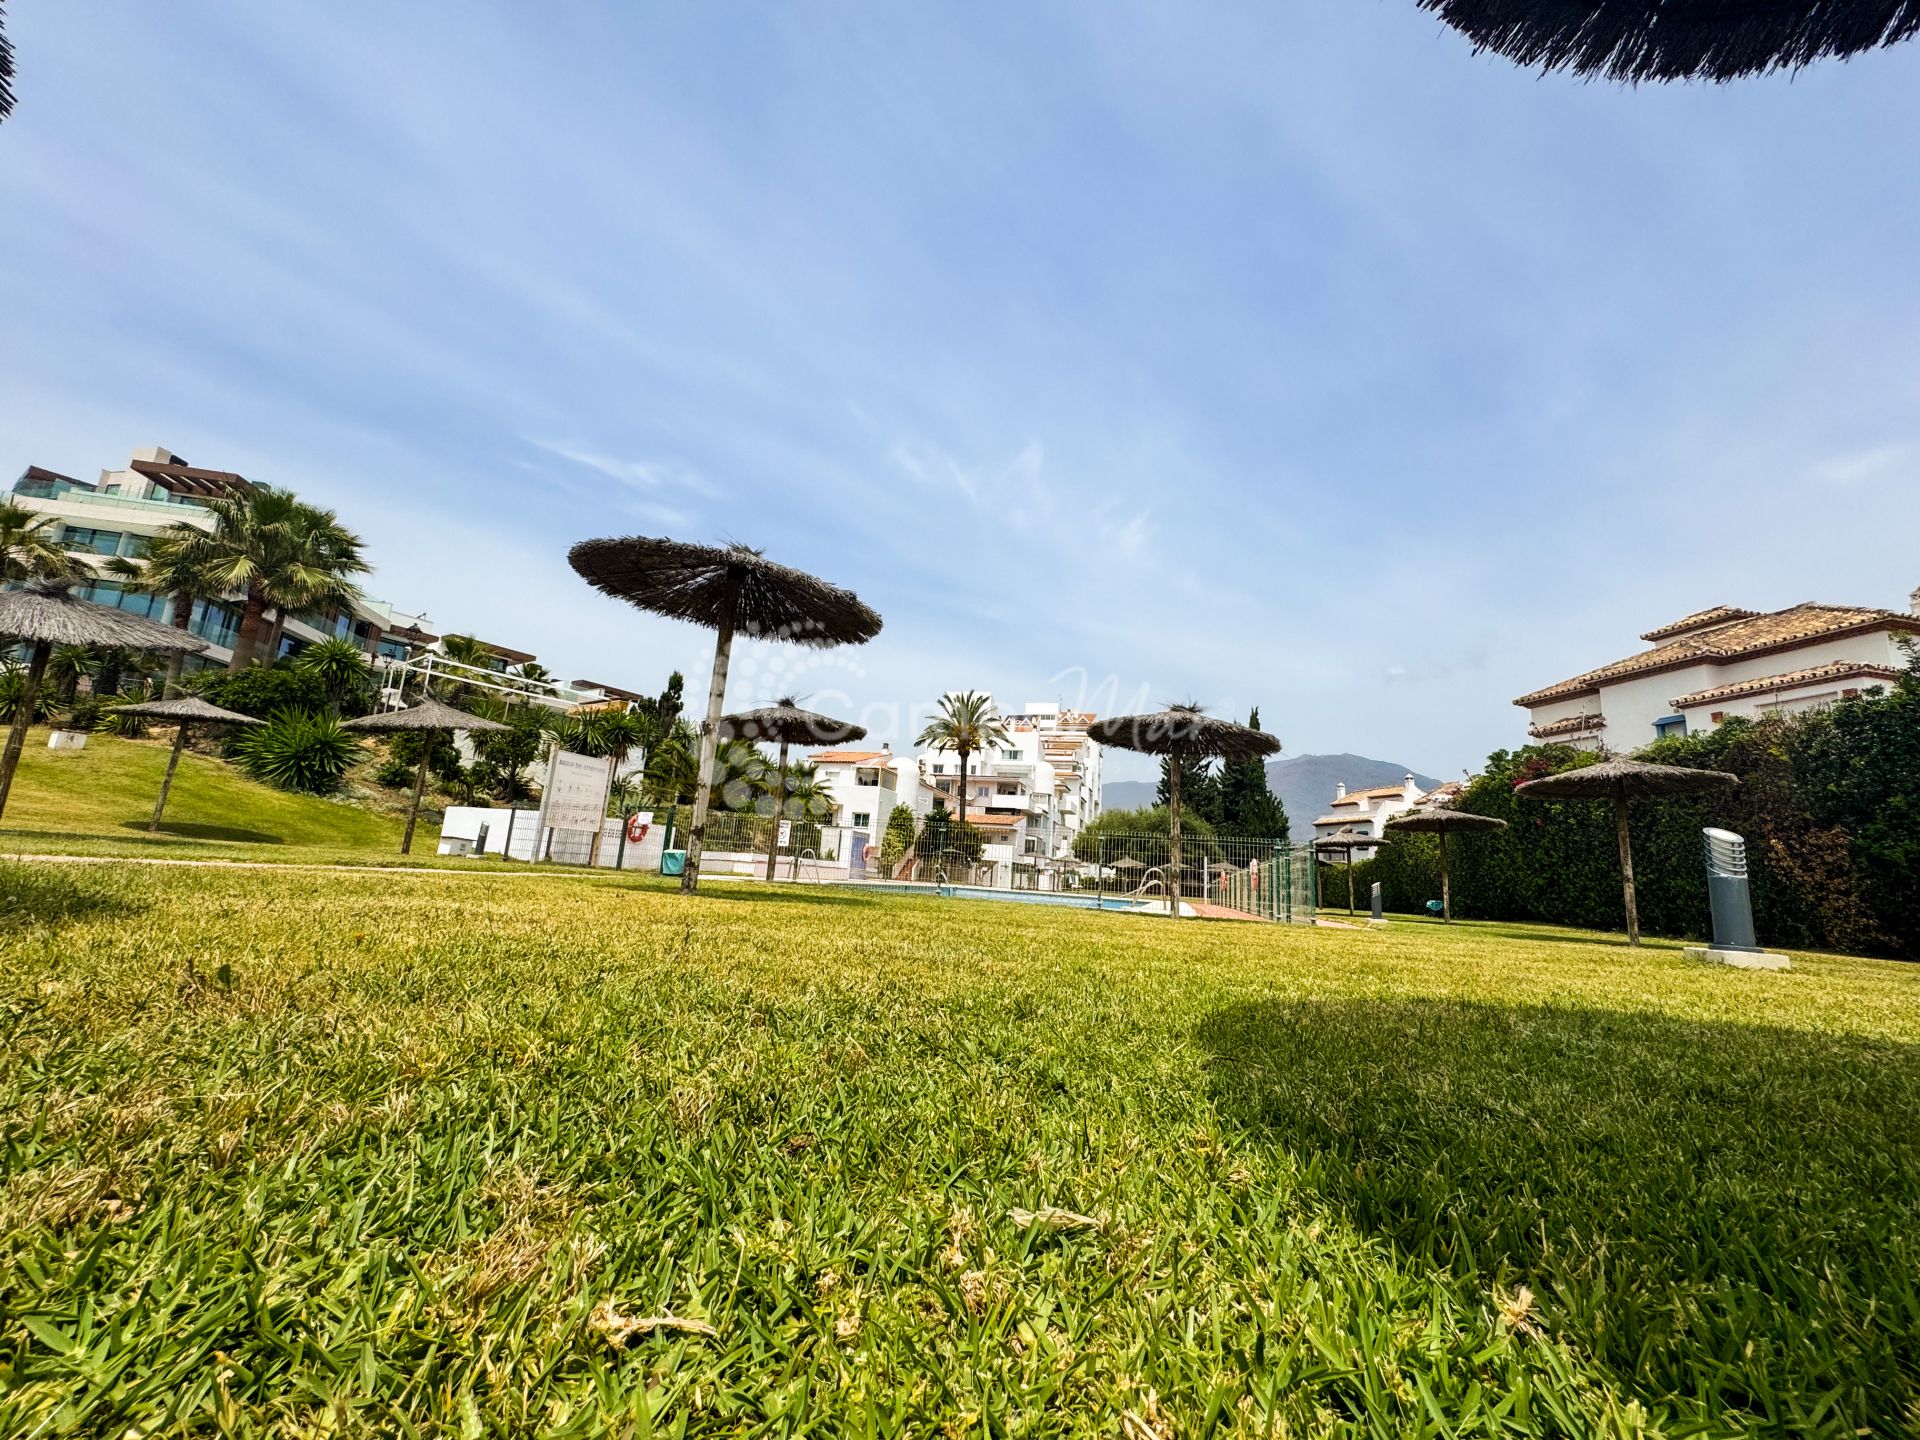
[1313,813,1375,828]
[812,750,889,765]
[960,811,1023,827]
[1640,606,1759,642]
[1416,782,1466,807]
[1528,713,1606,738]
[1514,604,1920,707]
[1331,783,1411,805]
[1671,661,1902,710]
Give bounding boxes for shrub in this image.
[60,696,105,733]
[188,663,330,721]
[0,663,50,725]
[235,709,359,795]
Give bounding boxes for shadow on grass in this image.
[117,820,284,845]
[1199,997,1920,1429]
[0,861,147,931]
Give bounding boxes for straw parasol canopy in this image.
[1417,0,1920,82]
[344,699,509,855]
[1088,705,1281,918]
[569,537,882,895]
[0,581,210,821]
[1383,807,1508,922]
[1315,831,1384,914]
[718,697,867,881]
[111,695,263,833]
[1516,756,1738,945]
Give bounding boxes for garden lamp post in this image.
[568,538,881,895]
[343,697,509,855]
[0,582,208,821]
[1516,756,1738,946]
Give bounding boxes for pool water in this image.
[848,881,1158,912]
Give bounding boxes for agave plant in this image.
[294,637,372,716]
[235,709,358,795]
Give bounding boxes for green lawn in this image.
[2,861,1917,1437]
[0,731,410,861]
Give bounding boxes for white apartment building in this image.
[807,701,1105,880]
[1309,775,1427,852]
[1517,592,1920,750]
[917,700,1104,867]
[9,447,626,712]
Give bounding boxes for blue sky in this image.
[3,3,1917,782]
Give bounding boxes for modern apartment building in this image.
[9,446,630,712]
[915,699,1104,867]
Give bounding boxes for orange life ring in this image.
[626,813,649,844]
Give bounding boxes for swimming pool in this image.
[847,881,1160,912]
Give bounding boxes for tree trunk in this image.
[165,595,194,696]
[229,585,269,671]
[956,751,970,830]
[0,640,51,820]
[765,738,790,882]
[1614,790,1640,946]
[152,723,189,831]
[402,741,431,855]
[682,570,742,895]
[1167,754,1182,918]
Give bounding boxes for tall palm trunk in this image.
[956,749,970,830]
[1167,754,1182,919]
[165,593,194,696]
[764,739,791,882]
[229,585,270,671]
[683,570,742,895]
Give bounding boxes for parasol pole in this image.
[1167,754,1182,919]
[766,736,789,883]
[152,722,191,831]
[1614,781,1641,946]
[0,639,52,821]
[403,737,433,855]
[1439,829,1451,922]
[684,568,742,895]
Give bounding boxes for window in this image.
[852,812,871,828]
[1001,748,1020,760]
[1653,715,1686,739]
[59,526,126,556]
[997,784,1018,795]
[931,764,945,774]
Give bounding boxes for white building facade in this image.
[1517,595,1920,750]
[1309,775,1428,852]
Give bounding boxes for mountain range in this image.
[1102,753,1445,833]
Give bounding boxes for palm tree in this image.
[0,500,84,584]
[179,487,368,671]
[587,707,651,779]
[777,762,833,823]
[434,634,494,700]
[295,637,371,717]
[515,660,552,685]
[1,3,15,126]
[45,645,97,705]
[915,691,1009,831]
[103,527,225,694]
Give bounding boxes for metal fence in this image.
[1081,833,1317,922]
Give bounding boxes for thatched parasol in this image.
[569,537,882,895]
[1383,808,1507,922]
[1315,831,1383,914]
[1417,0,1920,82]
[1516,756,1737,945]
[111,695,263,832]
[718,696,866,881]
[1088,705,1280,918]
[344,698,509,855]
[0,582,209,821]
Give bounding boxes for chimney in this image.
[1910,585,1920,617]
[1404,773,1417,801]
[1334,781,1347,801]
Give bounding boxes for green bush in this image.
[187,663,331,721]
[60,696,105,734]
[235,709,359,795]
[0,663,51,725]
